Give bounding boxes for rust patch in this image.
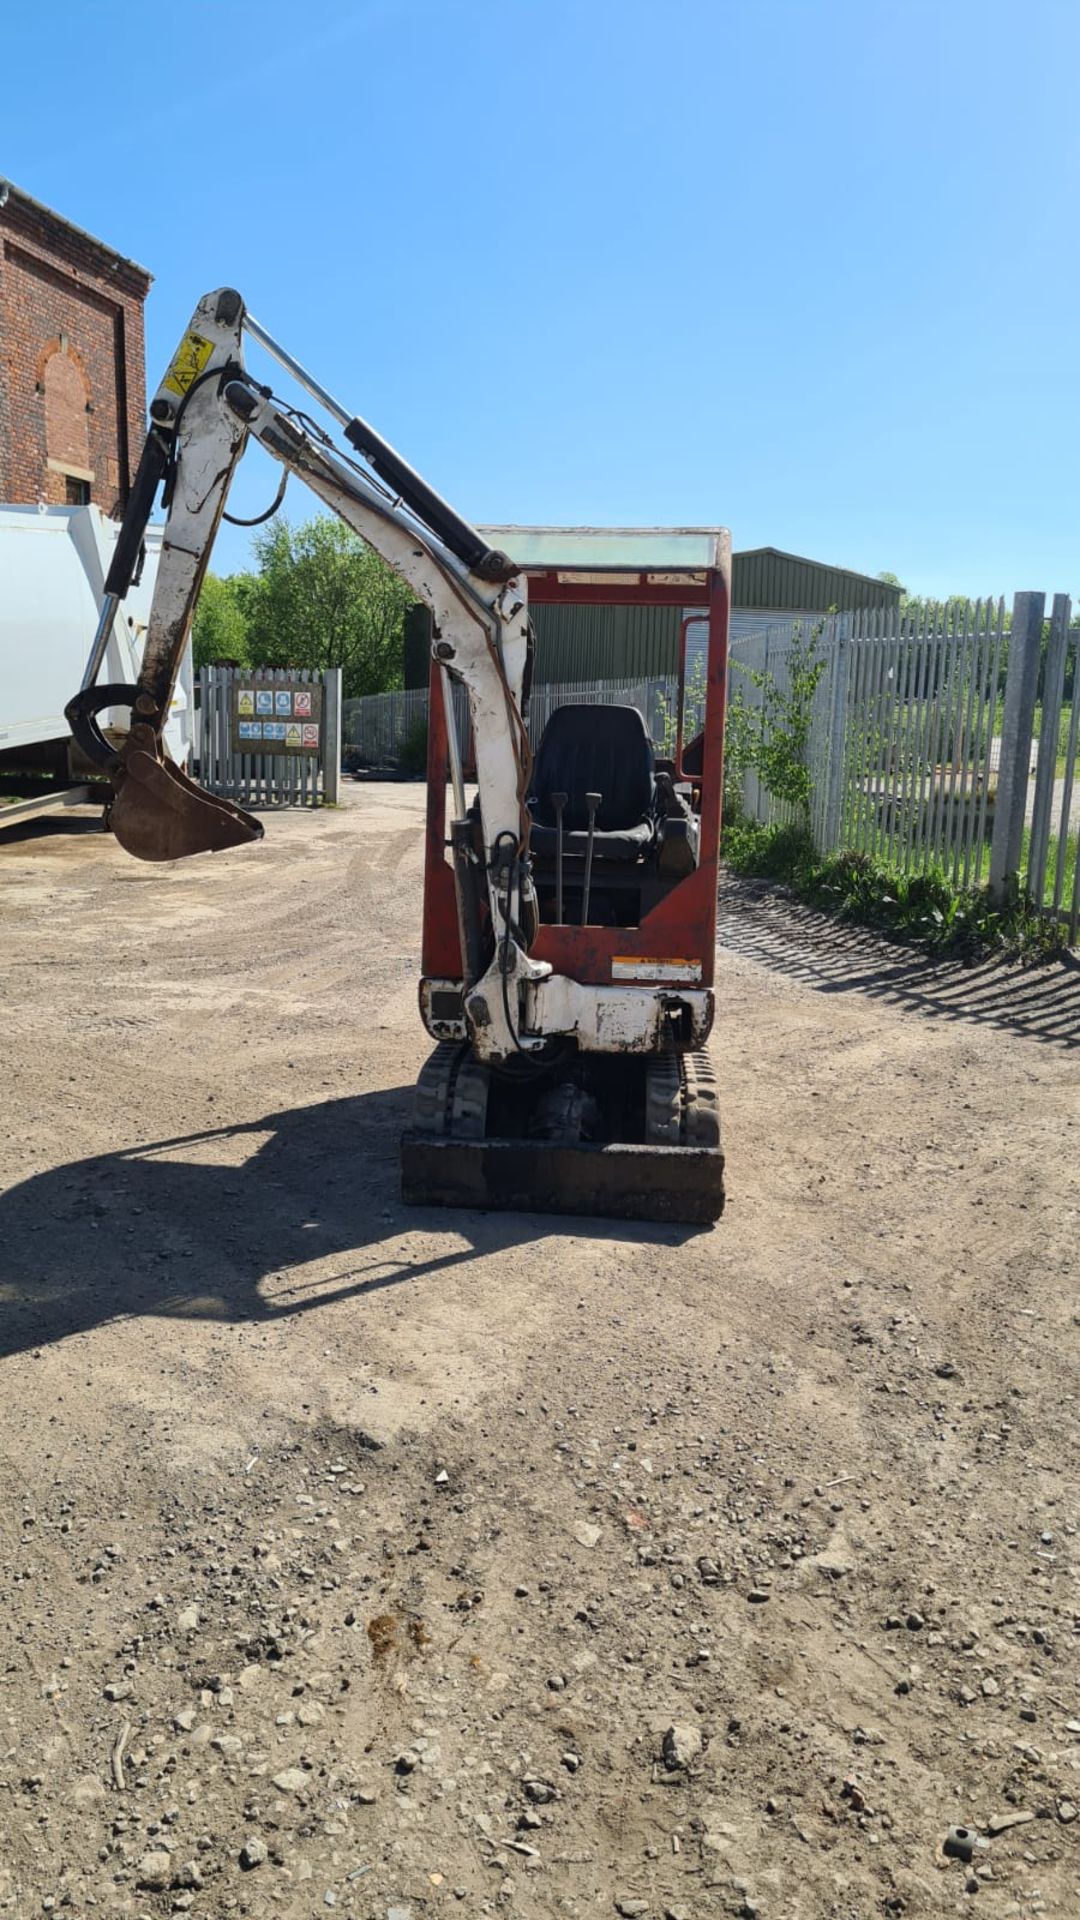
[367,1612,432,1665]
[366,1613,399,1661]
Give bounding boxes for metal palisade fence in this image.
[341,593,1079,937]
[730,594,1079,934]
[197,665,342,807]
[342,684,433,768]
[729,606,1009,881]
[342,675,683,773]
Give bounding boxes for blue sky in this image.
[5,0,1078,597]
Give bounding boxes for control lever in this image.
[550,790,567,924]
[581,791,601,925]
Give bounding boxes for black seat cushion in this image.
[529,704,656,833]
[528,819,654,862]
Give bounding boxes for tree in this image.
[191,572,253,667]
[244,515,414,697]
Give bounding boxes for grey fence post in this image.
[1027,593,1071,906]
[820,617,851,855]
[323,667,342,803]
[989,591,1044,904]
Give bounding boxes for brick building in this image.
[0,179,151,512]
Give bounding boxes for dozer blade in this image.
[110,750,264,862]
[401,1041,724,1226]
[401,1134,724,1225]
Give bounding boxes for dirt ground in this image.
[1,786,1077,1920]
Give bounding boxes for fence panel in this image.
[341,686,431,767]
[342,674,683,774]
[989,594,1045,901]
[196,665,341,807]
[728,602,1011,893]
[341,601,1078,934]
[726,618,824,835]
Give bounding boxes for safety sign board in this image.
[231,678,323,755]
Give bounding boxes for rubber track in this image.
[644,1049,721,1149]
[413,1042,488,1140]
[644,1051,683,1145]
[681,1048,721,1149]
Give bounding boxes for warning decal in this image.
[162,330,215,399]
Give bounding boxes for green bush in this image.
[723,818,816,882]
[722,820,1064,964]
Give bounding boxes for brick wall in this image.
[0,183,151,512]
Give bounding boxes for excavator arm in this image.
[67,290,253,860]
[68,288,546,1056]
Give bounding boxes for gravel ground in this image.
[0,786,1077,1920]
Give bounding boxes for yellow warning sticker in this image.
[162,330,215,398]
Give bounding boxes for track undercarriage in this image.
[401,1041,724,1225]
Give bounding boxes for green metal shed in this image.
[526,545,899,686]
[402,538,902,688]
[733,548,901,616]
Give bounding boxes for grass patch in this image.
[722,818,1066,963]
[963,823,1078,909]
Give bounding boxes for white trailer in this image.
[0,503,190,822]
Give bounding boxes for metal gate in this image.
[196,665,341,807]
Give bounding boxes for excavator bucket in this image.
[66,682,264,863]
[110,749,264,863]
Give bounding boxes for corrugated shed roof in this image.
[733,548,900,612]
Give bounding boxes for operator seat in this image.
[527,704,656,860]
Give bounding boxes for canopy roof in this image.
[478,525,730,581]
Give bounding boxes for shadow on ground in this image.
[0,803,109,847]
[0,1085,698,1362]
[720,874,1080,1048]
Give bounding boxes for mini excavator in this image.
[67,290,728,1223]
